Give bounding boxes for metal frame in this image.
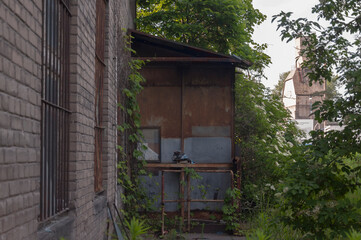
[140,126,161,162]
[40,0,71,220]
[158,165,234,234]
[94,0,107,193]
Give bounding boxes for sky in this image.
[252,0,320,89]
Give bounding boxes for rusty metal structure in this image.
[150,164,235,233]
[130,30,250,232]
[94,0,107,193]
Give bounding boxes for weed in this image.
[125,217,151,240]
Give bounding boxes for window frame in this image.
[94,0,107,193]
[140,126,162,163]
[40,0,71,221]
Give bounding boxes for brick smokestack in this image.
[295,37,308,68]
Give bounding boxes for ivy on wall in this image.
[117,33,151,221]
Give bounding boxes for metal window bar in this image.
[160,169,234,234]
[94,0,106,192]
[40,0,71,221]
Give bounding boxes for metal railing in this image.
[160,168,234,234]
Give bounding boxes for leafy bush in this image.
[246,210,303,240]
[235,75,302,216]
[346,229,361,240]
[222,188,242,232]
[277,151,361,239]
[272,0,361,236]
[247,229,270,240]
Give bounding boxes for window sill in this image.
[38,214,74,240]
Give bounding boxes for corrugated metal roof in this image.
[129,29,252,69]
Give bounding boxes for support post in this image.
[187,173,191,232]
[161,171,165,235]
[181,69,185,152]
[180,170,185,229]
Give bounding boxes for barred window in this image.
[94,0,107,192]
[40,0,71,220]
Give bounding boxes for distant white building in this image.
[324,122,345,132]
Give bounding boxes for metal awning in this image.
[129,29,252,69]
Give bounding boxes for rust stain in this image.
[138,65,233,139]
[146,116,165,126]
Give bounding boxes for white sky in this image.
[252,0,320,89]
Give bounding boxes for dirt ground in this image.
[183,233,246,240]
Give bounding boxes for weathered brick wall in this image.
[68,0,99,238]
[66,0,134,239]
[0,0,42,239]
[1,0,135,239]
[111,0,135,212]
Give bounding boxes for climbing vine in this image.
[117,33,150,221]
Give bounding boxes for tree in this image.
[273,0,361,167]
[272,1,361,237]
[324,75,341,100]
[272,71,290,97]
[137,0,270,75]
[235,75,302,213]
[273,1,361,156]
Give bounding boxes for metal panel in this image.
[183,86,233,138]
[191,126,230,137]
[94,0,106,193]
[138,87,182,138]
[138,66,233,139]
[40,0,71,220]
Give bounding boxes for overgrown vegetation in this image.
[222,187,242,233]
[125,217,151,240]
[243,0,361,238]
[137,0,270,76]
[119,0,361,238]
[117,34,153,224]
[272,71,290,97]
[235,75,302,217]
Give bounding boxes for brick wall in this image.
[0,0,42,239]
[1,0,135,239]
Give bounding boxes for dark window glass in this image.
[140,128,161,162]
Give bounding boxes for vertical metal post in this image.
[180,69,184,152]
[187,172,191,232]
[237,158,242,220]
[180,170,185,229]
[40,0,71,220]
[231,70,235,159]
[161,171,165,235]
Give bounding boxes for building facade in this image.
[131,30,250,211]
[0,0,135,239]
[282,38,326,137]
